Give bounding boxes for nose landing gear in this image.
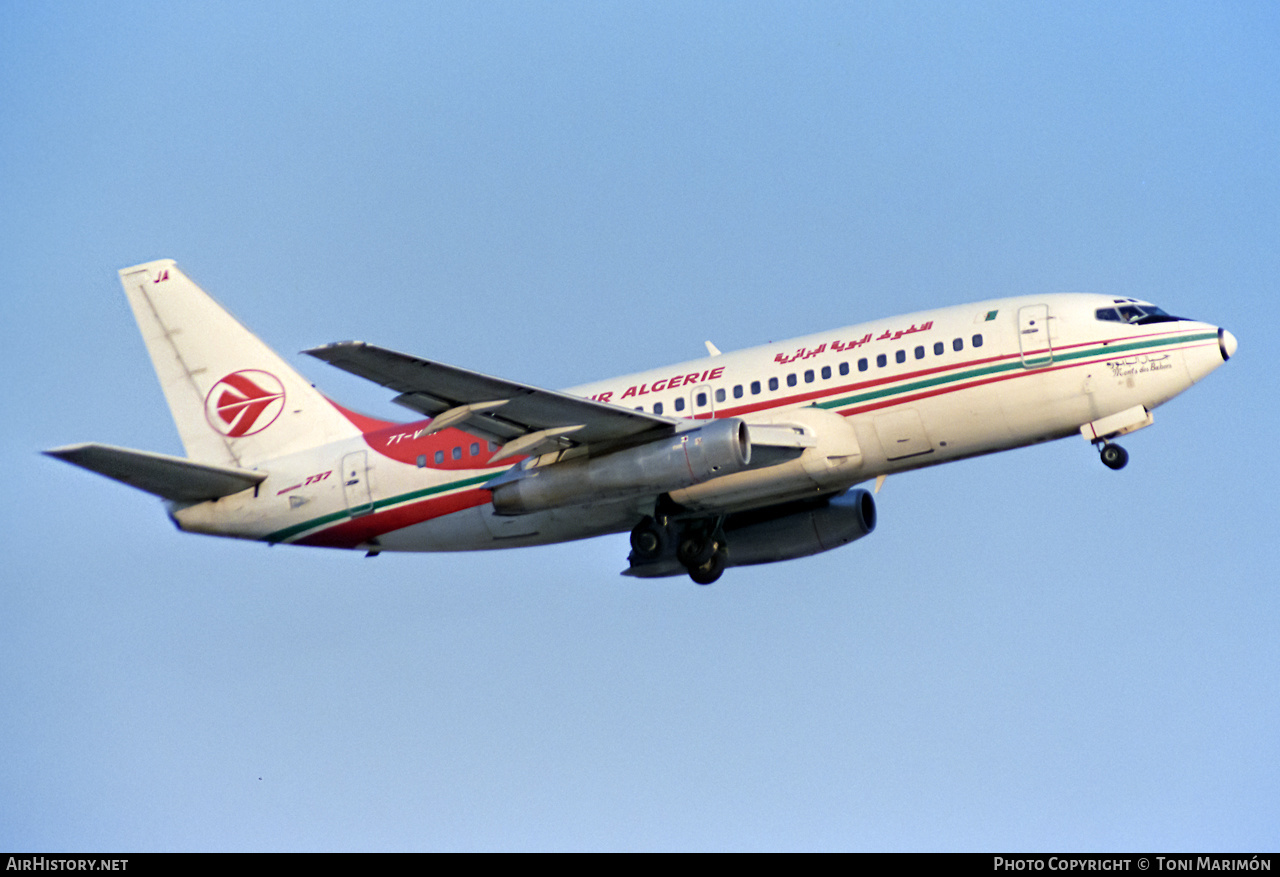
[1098,442,1129,470]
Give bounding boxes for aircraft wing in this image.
[305,341,676,456]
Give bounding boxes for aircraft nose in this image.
[1219,328,1238,362]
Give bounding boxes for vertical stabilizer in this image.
[119,260,362,467]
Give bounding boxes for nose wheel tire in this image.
[1100,443,1129,470]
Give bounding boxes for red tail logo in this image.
[204,370,286,437]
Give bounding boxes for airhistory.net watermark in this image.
[6,860,128,871]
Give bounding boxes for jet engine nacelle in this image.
[669,406,864,513]
[490,418,751,516]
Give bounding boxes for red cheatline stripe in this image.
[293,488,492,548]
[714,333,1212,420]
[832,337,1214,418]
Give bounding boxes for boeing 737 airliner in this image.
[47,260,1236,584]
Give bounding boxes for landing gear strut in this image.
[1098,442,1129,471]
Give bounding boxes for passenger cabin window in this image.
[953,338,964,352]
[452,446,462,460]
[787,374,797,387]
[839,362,849,376]
[696,391,707,406]
[715,388,726,403]
[914,346,925,359]
[750,380,761,395]
[876,353,887,368]
[470,442,480,456]
[435,450,444,464]
[821,365,832,379]
[972,334,983,348]
[895,350,906,364]
[417,454,426,468]
[768,377,779,391]
[804,369,815,383]
[934,341,944,356]
[858,358,868,372]
[653,402,664,414]
[674,398,685,411]
[734,385,744,399]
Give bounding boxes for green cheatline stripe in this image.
[816,332,1216,413]
[265,471,502,543]
[269,330,1215,543]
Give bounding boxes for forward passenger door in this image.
[1018,304,1053,368]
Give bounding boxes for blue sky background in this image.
[2,1,1277,852]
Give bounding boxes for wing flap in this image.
[45,443,266,502]
[306,341,674,451]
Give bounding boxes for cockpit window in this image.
[1095,304,1186,325]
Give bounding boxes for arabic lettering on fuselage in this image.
[773,321,934,365]
[589,319,940,403]
[1105,352,1173,378]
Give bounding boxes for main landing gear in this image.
[677,524,728,585]
[630,515,729,585]
[629,516,668,560]
[1097,441,1129,471]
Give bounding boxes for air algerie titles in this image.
[592,367,726,404]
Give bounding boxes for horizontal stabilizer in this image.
[44,443,266,502]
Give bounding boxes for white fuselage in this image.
[171,292,1230,554]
